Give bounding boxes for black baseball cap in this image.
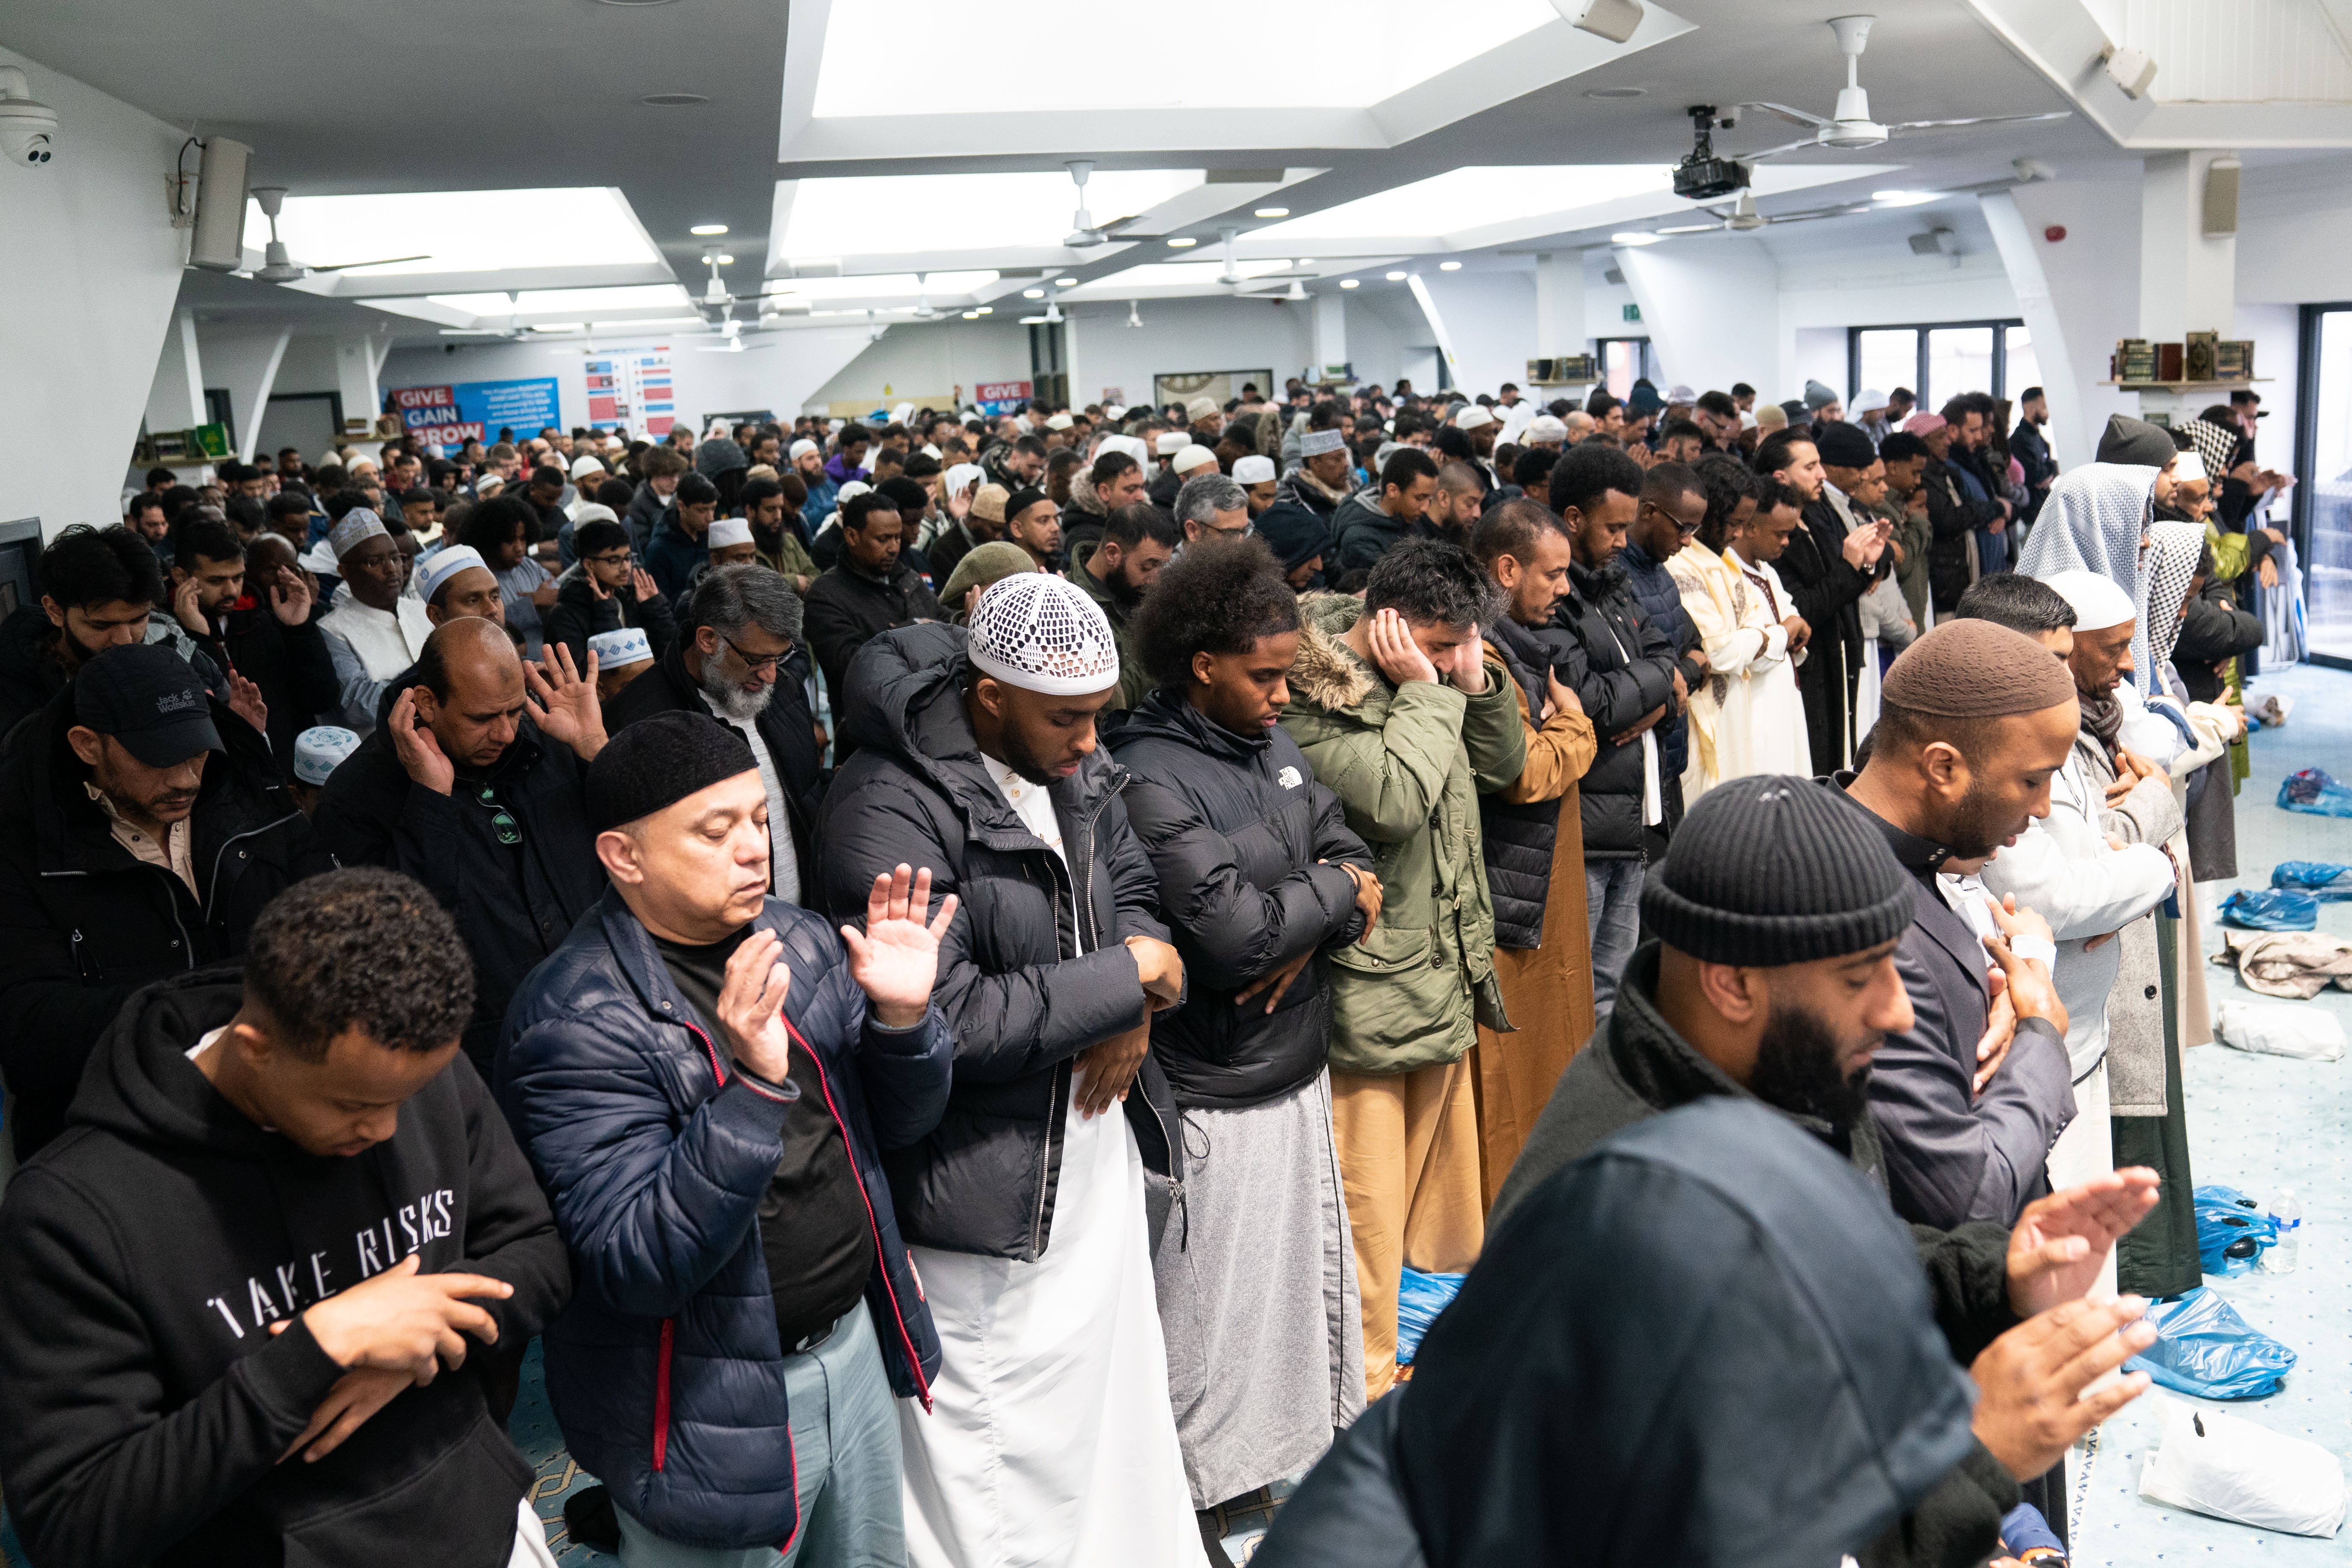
[74,644,222,767]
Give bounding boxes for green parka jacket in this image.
[1277,594,1525,1075]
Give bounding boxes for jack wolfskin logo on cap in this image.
[156,689,205,716]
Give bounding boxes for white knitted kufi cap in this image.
[1233,455,1276,484]
[707,517,754,549]
[589,626,655,671]
[1299,428,1347,457]
[1172,445,1217,475]
[327,509,390,560]
[789,438,819,460]
[966,573,1122,696]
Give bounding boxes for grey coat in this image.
[2079,732,2185,1118]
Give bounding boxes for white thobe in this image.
[1707,548,1813,785]
[899,757,1198,1568]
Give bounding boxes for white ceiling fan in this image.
[245,186,428,281]
[1650,189,1873,235]
[908,273,943,321]
[1062,160,1146,249]
[1737,15,2070,159]
[696,319,776,354]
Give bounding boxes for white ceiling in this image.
[6,0,2346,349]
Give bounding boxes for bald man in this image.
[313,619,612,1074]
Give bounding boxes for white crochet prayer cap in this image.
[1300,429,1347,457]
[707,517,754,549]
[2042,569,2136,632]
[327,509,390,560]
[789,438,819,460]
[1172,445,1217,475]
[416,545,489,604]
[1155,432,1192,455]
[589,627,655,671]
[293,726,360,786]
[1233,455,1276,484]
[966,573,1122,696]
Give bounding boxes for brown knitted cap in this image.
[1881,619,2077,718]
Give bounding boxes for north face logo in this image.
[1276,766,1303,789]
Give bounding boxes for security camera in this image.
[0,68,59,168]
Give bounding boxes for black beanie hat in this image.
[1640,775,1915,966]
[586,711,756,833]
[1812,419,1877,470]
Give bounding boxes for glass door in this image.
[2297,304,2352,666]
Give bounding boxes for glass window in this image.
[1857,329,1917,405]
[2308,309,2352,663]
[1600,339,1655,400]
[1925,326,1994,411]
[2003,325,2041,402]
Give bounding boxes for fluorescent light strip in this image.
[775,170,1201,257]
[244,187,661,276]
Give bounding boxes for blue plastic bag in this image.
[2272,861,2352,900]
[1395,1267,1464,1367]
[2278,768,2352,817]
[2220,889,2319,931]
[2195,1184,2278,1275]
[2124,1286,2297,1400]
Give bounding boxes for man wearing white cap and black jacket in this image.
[1278,428,1355,524]
[543,516,678,678]
[1233,453,1280,520]
[817,573,1203,1568]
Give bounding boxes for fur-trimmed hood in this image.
[1288,593,1378,713]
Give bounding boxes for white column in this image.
[334,334,382,439]
[1980,191,2094,472]
[2137,150,2238,423]
[1613,238,1778,400]
[175,309,207,427]
[1312,291,1347,378]
[1533,251,1586,357]
[238,328,294,463]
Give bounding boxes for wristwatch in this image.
[2018,1549,2067,1566]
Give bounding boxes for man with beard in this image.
[1492,772,2157,1568]
[1838,619,2080,1231]
[804,492,943,700]
[0,525,224,745]
[1066,501,1177,712]
[603,564,822,905]
[313,620,609,1078]
[1757,429,1892,776]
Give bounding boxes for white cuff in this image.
[2007,934,2057,965]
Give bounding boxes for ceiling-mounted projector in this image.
[1672,105,1750,201]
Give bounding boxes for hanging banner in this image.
[625,349,676,437]
[393,378,561,447]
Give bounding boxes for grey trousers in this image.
[618,1307,904,1568]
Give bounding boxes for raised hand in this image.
[227,670,269,736]
[270,564,313,626]
[173,574,210,637]
[630,565,661,603]
[389,688,454,795]
[524,642,606,762]
[716,928,794,1082]
[1367,607,1438,685]
[840,863,957,1028]
[1969,1296,2155,1481]
[2006,1168,2163,1315]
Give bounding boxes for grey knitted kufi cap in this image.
[1640,775,1915,966]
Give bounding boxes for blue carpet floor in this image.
[7,662,2347,1567]
[2070,661,2352,1563]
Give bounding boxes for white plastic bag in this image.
[2214,1001,2346,1061]
[2139,1396,2347,1536]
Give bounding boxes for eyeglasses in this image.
[585,552,633,567]
[473,784,520,846]
[721,633,791,674]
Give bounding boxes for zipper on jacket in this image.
[651,1317,675,1470]
[788,1020,934,1413]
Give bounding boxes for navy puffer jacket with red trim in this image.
[497,888,949,1552]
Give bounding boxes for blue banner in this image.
[393,377,562,447]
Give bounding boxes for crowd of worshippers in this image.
[0,369,2283,1568]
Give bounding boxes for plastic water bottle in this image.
[2263,1188,2301,1273]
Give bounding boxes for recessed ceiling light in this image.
[1439,260,1463,270]
[961,310,981,319]
[1023,287,1045,298]
[1167,236,1198,248]
[1873,189,1937,206]
[1384,270,1408,281]
[1054,277,1078,286]
[689,223,729,236]
[714,254,734,264]
[1339,278,1360,288]
[1297,257,1315,266]
[1585,86,1646,99]
[1610,231,1664,245]
[1254,207,1289,218]
[638,93,709,106]
[974,306,992,314]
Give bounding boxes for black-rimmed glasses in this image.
[722,634,792,674]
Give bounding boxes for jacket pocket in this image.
[1326,923,1466,1070]
[652,1317,675,1471]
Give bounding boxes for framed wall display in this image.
[1152,369,1275,412]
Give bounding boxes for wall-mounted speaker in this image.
[2203,156,2241,238]
[187,136,252,272]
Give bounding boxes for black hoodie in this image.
[0,969,571,1568]
[1256,1098,1991,1568]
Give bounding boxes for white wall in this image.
[1614,237,1782,402]
[1064,294,1312,409]
[800,316,1029,414]
[0,46,192,537]
[1415,272,1538,404]
[2231,301,2300,470]
[378,324,876,437]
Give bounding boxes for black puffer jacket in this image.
[816,623,1181,1261]
[1107,690,1371,1108]
[1553,559,1676,859]
[803,561,943,698]
[1921,457,1995,613]
[312,721,607,1076]
[1478,617,1572,950]
[0,691,331,1158]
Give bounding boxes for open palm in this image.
[842,863,957,1026]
